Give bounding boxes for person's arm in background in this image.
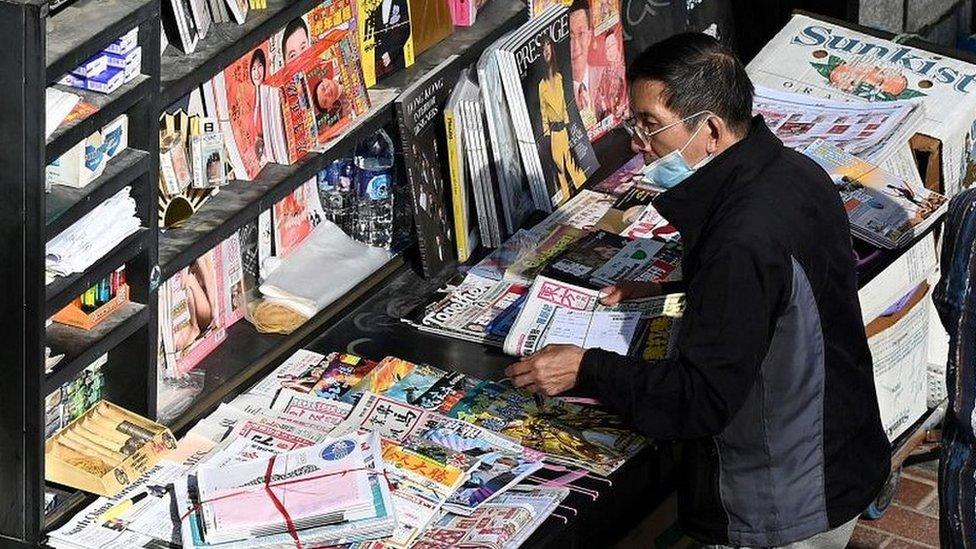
[578,240,787,439]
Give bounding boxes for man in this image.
[366,0,411,80]
[569,2,601,126]
[506,33,890,548]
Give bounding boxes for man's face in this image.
[629,79,709,165]
[285,28,310,61]
[569,10,592,79]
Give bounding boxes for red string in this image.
[264,455,303,549]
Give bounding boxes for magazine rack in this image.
[0,0,530,545]
[0,0,160,544]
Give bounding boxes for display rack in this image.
[0,0,160,544]
[0,0,531,545]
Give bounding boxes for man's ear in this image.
[705,116,724,154]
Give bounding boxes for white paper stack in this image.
[46,187,141,279]
[45,87,80,139]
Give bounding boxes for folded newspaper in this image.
[802,139,947,248]
[503,274,682,357]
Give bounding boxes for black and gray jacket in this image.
[577,116,890,546]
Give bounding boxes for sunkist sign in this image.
[789,23,976,98]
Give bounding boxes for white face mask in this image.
[640,112,713,190]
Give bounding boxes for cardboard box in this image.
[45,401,176,497]
[747,11,976,196]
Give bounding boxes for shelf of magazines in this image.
[160,252,407,435]
[157,88,398,280]
[160,0,325,107]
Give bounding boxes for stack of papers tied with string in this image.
[176,432,396,548]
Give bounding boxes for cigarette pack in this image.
[190,118,227,188]
[45,401,176,497]
[70,53,109,79]
[86,67,125,94]
[104,27,139,55]
[104,45,142,70]
[123,61,140,83]
[101,115,128,160]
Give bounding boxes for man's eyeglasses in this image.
[623,111,711,145]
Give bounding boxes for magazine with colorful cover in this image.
[220,42,271,180]
[497,6,600,210]
[801,139,948,248]
[533,0,628,141]
[746,13,976,194]
[542,229,628,287]
[273,183,314,258]
[358,0,415,87]
[267,1,357,74]
[591,153,645,196]
[384,363,449,404]
[304,31,371,145]
[396,55,463,277]
[342,356,419,403]
[445,69,480,260]
[446,381,645,476]
[312,352,380,400]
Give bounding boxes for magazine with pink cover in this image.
[273,183,314,258]
[160,248,228,375]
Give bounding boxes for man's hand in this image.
[599,281,662,305]
[505,344,585,396]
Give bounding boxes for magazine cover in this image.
[273,183,314,258]
[267,2,355,73]
[591,153,644,196]
[312,353,380,400]
[802,139,948,248]
[221,41,272,180]
[159,249,227,376]
[305,32,371,145]
[396,56,462,277]
[359,0,415,86]
[505,224,585,284]
[747,13,976,195]
[542,230,629,287]
[568,0,628,141]
[501,6,600,210]
[219,233,248,327]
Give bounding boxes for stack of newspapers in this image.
[177,433,395,548]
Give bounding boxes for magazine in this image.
[445,69,480,260]
[504,224,585,284]
[446,381,645,476]
[502,273,675,357]
[530,188,616,235]
[218,42,271,180]
[419,276,529,345]
[496,5,600,211]
[751,85,922,164]
[158,249,226,377]
[746,13,976,194]
[802,139,947,248]
[273,182,315,258]
[534,0,628,141]
[396,55,463,276]
[478,42,536,231]
[358,0,415,86]
[591,153,645,196]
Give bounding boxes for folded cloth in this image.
[259,221,391,318]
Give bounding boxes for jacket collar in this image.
[653,115,782,249]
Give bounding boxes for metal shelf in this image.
[46,76,152,163]
[166,253,405,435]
[157,89,397,279]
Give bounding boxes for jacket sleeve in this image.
[576,240,787,440]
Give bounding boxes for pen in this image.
[99,492,147,523]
